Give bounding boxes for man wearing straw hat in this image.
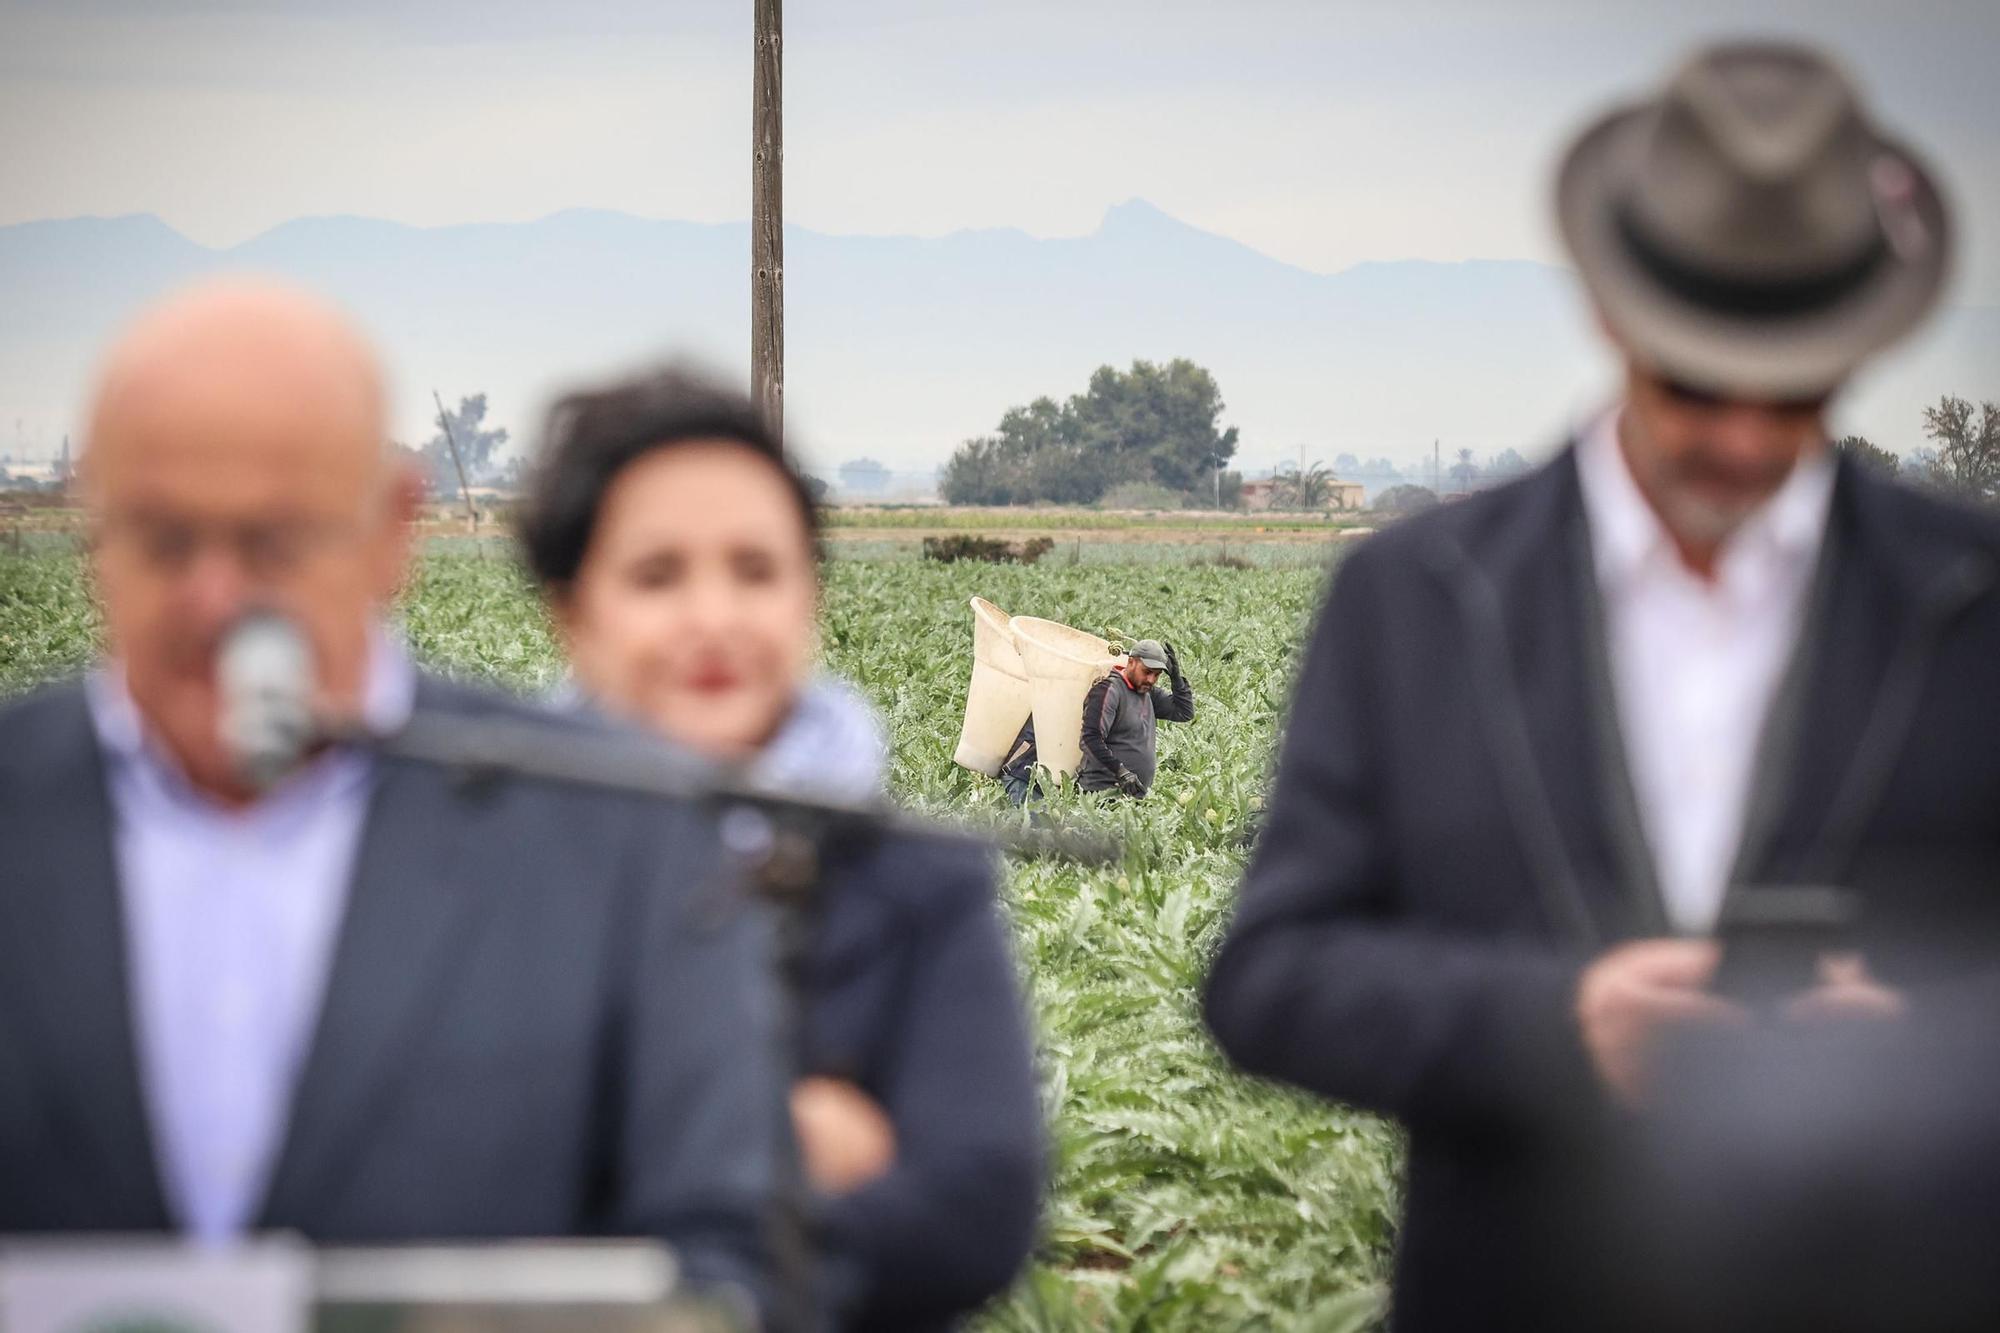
[1208,40,2000,1331]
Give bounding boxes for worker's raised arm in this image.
[1153,641,1195,723]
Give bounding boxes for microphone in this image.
[217,609,319,792]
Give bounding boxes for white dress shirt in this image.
[1574,410,1836,935]
[87,635,416,1242]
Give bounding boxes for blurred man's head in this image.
[1556,41,1951,565]
[1617,365,1831,560]
[81,279,418,799]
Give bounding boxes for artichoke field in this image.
[0,544,1401,1329]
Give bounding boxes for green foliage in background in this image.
[940,359,1241,508]
[0,549,98,695]
[0,545,1399,1330]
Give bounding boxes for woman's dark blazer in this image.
[798,830,1044,1332]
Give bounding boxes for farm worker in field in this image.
[0,280,791,1319]
[1075,638,1195,798]
[997,718,1040,805]
[520,364,1044,1333]
[1206,41,2000,1333]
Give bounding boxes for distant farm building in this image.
[1239,478,1367,513]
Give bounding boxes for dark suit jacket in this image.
[801,832,1043,1332]
[1205,451,2000,1331]
[0,674,790,1319]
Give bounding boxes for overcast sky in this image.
[4,0,1997,301]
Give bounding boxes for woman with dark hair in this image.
[519,366,1044,1331]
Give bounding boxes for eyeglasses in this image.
[95,511,366,581]
[1658,375,1834,416]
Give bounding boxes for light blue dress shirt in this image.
[86,636,416,1242]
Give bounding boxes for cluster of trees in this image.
[1332,454,1406,480]
[1374,484,1442,516]
[1331,447,1530,491]
[941,359,1240,507]
[1454,447,1532,489]
[1836,395,2000,505]
[1858,395,2000,505]
[396,393,516,502]
[839,458,891,494]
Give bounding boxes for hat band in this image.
[1614,200,1888,318]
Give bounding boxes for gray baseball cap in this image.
[1128,640,1170,670]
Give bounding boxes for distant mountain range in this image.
[2,200,1994,481]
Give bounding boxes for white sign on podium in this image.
[0,1238,311,1333]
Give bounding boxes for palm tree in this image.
[1271,460,1333,510]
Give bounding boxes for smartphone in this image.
[1710,885,1860,1010]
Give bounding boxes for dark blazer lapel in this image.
[0,687,170,1226]
[1722,491,1846,893]
[256,722,495,1226]
[1562,501,1672,938]
[1737,461,1998,889]
[1422,450,1663,947]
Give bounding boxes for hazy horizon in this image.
[6,201,1993,488]
[6,2,1996,285]
[5,1,1997,482]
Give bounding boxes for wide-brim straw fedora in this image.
[1557,41,1953,400]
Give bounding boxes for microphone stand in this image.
[326,704,1116,1333]
[349,708,1120,866]
[744,819,829,1333]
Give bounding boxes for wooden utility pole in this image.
[752,0,784,442]
[432,389,479,534]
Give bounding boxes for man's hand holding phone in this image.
[1579,886,1907,1109]
[1784,952,1906,1023]
[1578,938,1746,1110]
